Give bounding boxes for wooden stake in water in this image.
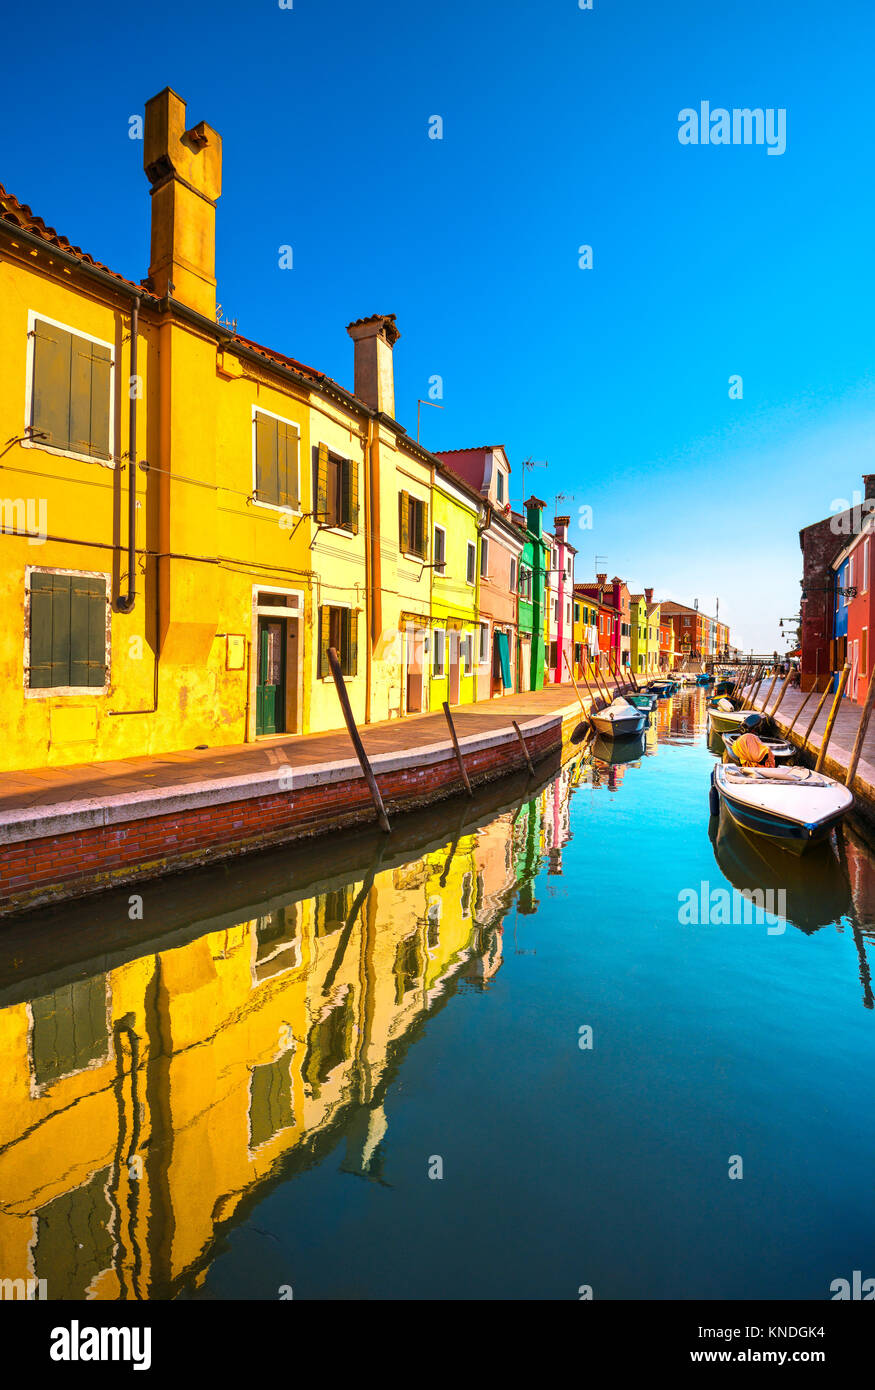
[785,682,817,738]
[563,648,588,716]
[327,645,391,833]
[816,665,851,772]
[768,667,795,721]
[442,701,473,797]
[512,719,535,777]
[802,679,834,750]
[845,664,875,790]
[759,668,780,717]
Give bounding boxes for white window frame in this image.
[433,524,447,576]
[462,632,473,675]
[252,406,302,519]
[432,627,446,678]
[479,621,490,668]
[864,538,869,594]
[466,541,477,587]
[24,564,112,698]
[509,558,516,593]
[24,310,117,467]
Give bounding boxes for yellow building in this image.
[428,467,481,709]
[0,87,490,771]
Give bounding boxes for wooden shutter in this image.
[420,502,429,559]
[29,571,66,688]
[346,611,356,675]
[70,577,106,687]
[70,337,111,459]
[399,490,410,552]
[255,413,278,504]
[32,319,72,449]
[347,457,359,534]
[316,443,329,520]
[276,421,299,510]
[319,604,331,677]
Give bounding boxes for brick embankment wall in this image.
[0,708,581,915]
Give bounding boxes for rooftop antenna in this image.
[416,399,444,443]
[520,457,548,506]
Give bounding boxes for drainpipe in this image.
[117,295,139,613]
[364,415,374,724]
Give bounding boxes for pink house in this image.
[833,517,874,705]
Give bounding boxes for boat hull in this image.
[712,766,852,856]
[708,708,762,734]
[590,710,647,739]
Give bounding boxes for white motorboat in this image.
[710,763,853,854]
[707,697,763,735]
[588,696,648,740]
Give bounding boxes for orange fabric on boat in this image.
[733,733,775,768]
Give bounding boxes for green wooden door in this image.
[256,619,286,735]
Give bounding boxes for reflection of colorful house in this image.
[0,767,577,1299]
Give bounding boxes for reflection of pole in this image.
[835,829,874,1011]
[328,646,390,832]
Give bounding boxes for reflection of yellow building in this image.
[0,775,552,1298]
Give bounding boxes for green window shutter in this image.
[70,577,106,688]
[346,457,359,534]
[420,502,429,559]
[348,611,358,676]
[255,413,279,504]
[32,320,72,449]
[399,490,409,552]
[29,571,63,688]
[70,337,105,458]
[88,343,112,460]
[316,443,329,520]
[278,422,299,511]
[319,605,331,677]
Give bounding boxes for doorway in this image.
[405,624,426,714]
[256,617,286,735]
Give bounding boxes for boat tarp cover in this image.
[732,733,775,768]
[717,698,735,711]
[497,631,512,688]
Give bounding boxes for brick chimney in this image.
[144,89,222,316]
[596,571,607,586]
[864,474,875,500]
[644,587,653,604]
[553,515,570,540]
[346,314,400,416]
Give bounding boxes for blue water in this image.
[3,691,874,1300]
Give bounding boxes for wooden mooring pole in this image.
[759,668,780,717]
[327,646,391,833]
[845,664,875,791]
[563,649,589,717]
[512,720,535,777]
[802,679,835,751]
[767,667,795,721]
[815,666,850,772]
[442,701,474,797]
[785,681,817,738]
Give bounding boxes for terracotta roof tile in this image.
[0,181,147,294]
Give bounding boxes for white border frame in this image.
[24,310,117,467]
[313,438,361,538]
[24,564,112,698]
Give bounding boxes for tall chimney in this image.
[644,587,653,604]
[144,89,222,317]
[525,495,546,537]
[596,571,607,586]
[553,515,570,540]
[864,473,875,501]
[346,314,400,416]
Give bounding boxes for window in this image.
[318,606,357,676]
[27,570,107,691]
[566,602,571,624]
[574,602,580,622]
[433,629,446,677]
[30,977,107,1087]
[466,541,476,586]
[315,443,357,531]
[399,490,427,557]
[509,558,516,592]
[249,1050,294,1149]
[255,411,300,510]
[480,538,489,577]
[684,616,691,626]
[549,641,558,668]
[462,634,473,674]
[496,471,505,504]
[434,525,447,575]
[29,316,112,460]
[479,622,489,666]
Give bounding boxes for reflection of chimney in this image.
[346,314,400,416]
[144,89,222,316]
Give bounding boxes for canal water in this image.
[2,689,874,1301]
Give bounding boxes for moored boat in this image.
[589,696,648,739]
[721,731,794,766]
[626,692,658,712]
[710,763,853,854]
[707,697,763,734]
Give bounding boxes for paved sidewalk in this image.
[746,679,875,803]
[0,682,594,815]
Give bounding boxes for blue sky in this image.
[3,0,874,652]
